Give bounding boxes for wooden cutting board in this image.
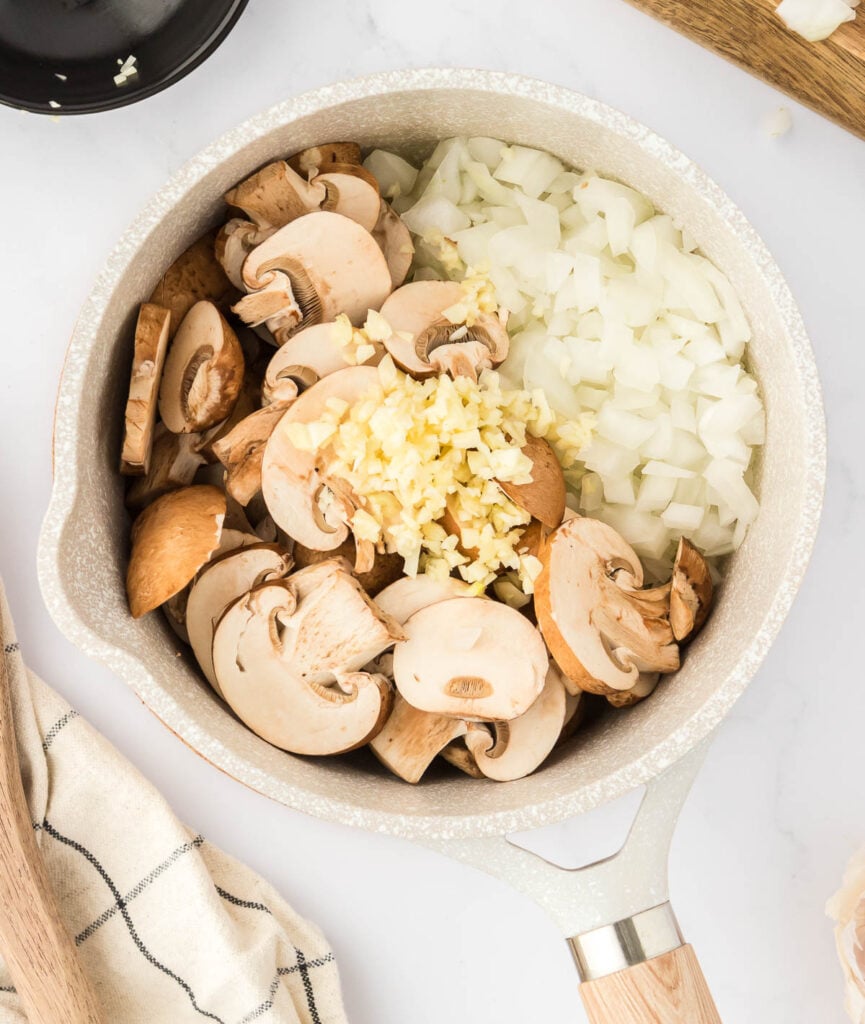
[623,0,865,139]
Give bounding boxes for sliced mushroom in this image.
[214,219,265,291]
[378,281,509,381]
[212,403,292,506]
[120,304,172,476]
[557,690,585,746]
[374,574,473,624]
[149,229,235,337]
[293,537,403,596]
[187,543,292,694]
[262,321,382,405]
[534,516,679,704]
[261,365,379,550]
[126,484,226,618]
[233,212,392,344]
[497,434,565,530]
[313,163,381,232]
[669,538,713,642]
[194,368,263,464]
[158,301,245,433]
[287,142,362,178]
[464,664,568,781]
[393,597,548,720]
[287,557,354,600]
[370,694,468,784]
[125,425,206,511]
[440,739,485,778]
[212,567,403,755]
[224,161,326,232]
[372,201,414,288]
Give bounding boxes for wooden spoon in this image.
[0,623,104,1023]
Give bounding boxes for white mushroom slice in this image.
[374,575,473,625]
[233,212,392,345]
[287,557,354,601]
[224,161,326,231]
[370,694,468,784]
[287,142,362,178]
[126,484,226,618]
[212,570,402,755]
[148,229,235,337]
[464,664,568,781]
[215,219,266,291]
[261,365,379,550]
[211,403,292,506]
[187,543,291,694]
[557,690,584,746]
[313,164,381,232]
[534,516,679,704]
[669,537,714,642]
[393,597,548,721]
[120,303,172,475]
[372,201,414,288]
[125,424,206,511]
[378,281,509,381]
[497,434,565,530]
[158,301,245,433]
[262,321,382,405]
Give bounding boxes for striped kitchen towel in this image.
[0,580,348,1024]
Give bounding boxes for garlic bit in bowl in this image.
[117,135,767,783]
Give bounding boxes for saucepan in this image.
[37,69,825,1021]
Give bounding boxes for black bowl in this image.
[0,0,248,115]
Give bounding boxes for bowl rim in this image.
[38,68,827,840]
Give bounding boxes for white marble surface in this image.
[1,1,863,1020]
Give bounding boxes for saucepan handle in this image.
[571,903,721,1024]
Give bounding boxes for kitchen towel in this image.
[0,579,348,1024]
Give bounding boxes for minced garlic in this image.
[286,357,594,592]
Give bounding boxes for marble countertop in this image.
[1,1,863,1019]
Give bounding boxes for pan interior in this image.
[43,74,823,838]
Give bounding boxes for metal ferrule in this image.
[568,902,684,981]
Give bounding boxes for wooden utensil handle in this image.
[0,639,104,1023]
[580,944,721,1024]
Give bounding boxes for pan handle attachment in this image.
[572,903,721,1023]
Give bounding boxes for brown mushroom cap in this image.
[158,301,245,433]
[262,321,382,405]
[186,543,292,694]
[372,201,414,289]
[534,516,679,702]
[224,161,326,231]
[287,142,362,178]
[261,365,379,550]
[148,230,235,337]
[120,303,172,476]
[377,281,509,380]
[126,484,226,618]
[669,537,714,642]
[234,212,392,344]
[212,568,403,755]
[497,434,566,530]
[293,537,403,596]
[392,596,548,720]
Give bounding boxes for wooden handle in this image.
[580,945,721,1024]
[0,633,104,1023]
[623,0,865,140]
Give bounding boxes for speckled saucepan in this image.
[38,70,825,1021]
